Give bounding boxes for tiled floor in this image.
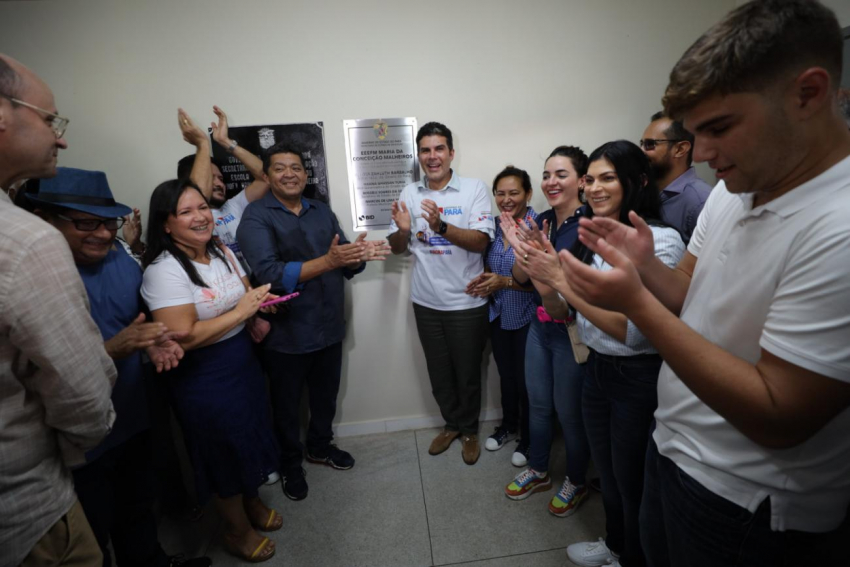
[158,422,605,566]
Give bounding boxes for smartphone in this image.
[259,291,300,308]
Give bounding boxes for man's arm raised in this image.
[210,105,270,203]
[178,108,213,202]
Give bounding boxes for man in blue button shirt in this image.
[31,167,210,567]
[640,111,713,243]
[237,142,389,501]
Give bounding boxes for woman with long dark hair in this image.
[141,179,281,563]
[500,147,592,519]
[508,140,685,567]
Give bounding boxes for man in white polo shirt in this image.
[556,1,850,565]
[388,121,494,465]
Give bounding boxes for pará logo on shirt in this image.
[440,206,463,216]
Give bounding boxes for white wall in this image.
[0,0,735,434]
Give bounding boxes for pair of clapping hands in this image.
[390,199,445,233]
[104,314,186,373]
[493,210,659,315]
[325,233,392,268]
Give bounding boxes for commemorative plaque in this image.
[343,117,419,231]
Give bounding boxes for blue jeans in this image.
[641,438,845,566]
[525,318,589,484]
[583,350,661,567]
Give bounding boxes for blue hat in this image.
[27,167,132,218]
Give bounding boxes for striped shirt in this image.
[578,225,685,356]
[487,207,538,329]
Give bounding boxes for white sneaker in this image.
[264,471,280,485]
[511,440,529,467]
[566,537,618,566]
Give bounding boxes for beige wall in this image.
[0,0,735,434]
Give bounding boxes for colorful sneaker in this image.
[566,538,618,566]
[511,439,529,467]
[484,426,517,451]
[505,468,552,500]
[549,478,588,517]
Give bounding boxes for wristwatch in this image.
[227,139,239,153]
[437,220,448,235]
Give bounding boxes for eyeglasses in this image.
[1,93,69,139]
[56,213,125,231]
[639,138,682,151]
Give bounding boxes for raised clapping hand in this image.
[122,208,142,249]
[105,313,168,359]
[178,108,207,147]
[391,200,411,232]
[465,272,507,298]
[359,232,392,262]
[210,105,231,148]
[577,211,656,270]
[235,283,272,321]
[558,232,646,314]
[330,233,391,267]
[421,199,442,232]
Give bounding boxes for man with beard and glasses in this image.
[177,106,269,273]
[640,111,712,243]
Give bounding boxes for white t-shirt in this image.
[387,172,494,311]
[212,190,250,272]
[578,225,684,356]
[141,249,247,343]
[654,155,850,532]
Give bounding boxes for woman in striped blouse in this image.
[467,166,538,465]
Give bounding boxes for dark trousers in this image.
[413,303,489,435]
[583,350,662,567]
[264,341,343,471]
[490,318,530,440]
[641,439,844,566]
[146,367,194,514]
[72,430,169,567]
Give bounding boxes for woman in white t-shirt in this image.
[507,141,685,567]
[141,179,279,563]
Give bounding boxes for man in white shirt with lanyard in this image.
[388,121,494,465]
[557,1,850,565]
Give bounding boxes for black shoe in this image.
[168,555,211,567]
[589,477,602,493]
[283,466,308,500]
[306,444,355,470]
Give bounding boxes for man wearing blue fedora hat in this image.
[31,167,211,567]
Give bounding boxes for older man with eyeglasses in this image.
[0,54,116,567]
[640,111,713,243]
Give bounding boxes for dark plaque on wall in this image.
[209,122,329,204]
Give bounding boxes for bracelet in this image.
[506,277,513,289]
[227,139,239,153]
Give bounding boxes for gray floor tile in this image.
[442,548,569,567]
[203,430,432,567]
[417,423,605,566]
